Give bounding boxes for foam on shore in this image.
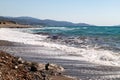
[0,28,120,66]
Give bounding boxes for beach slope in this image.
[0,50,76,80]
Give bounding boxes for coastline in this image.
[0,40,77,80]
[1,40,120,80]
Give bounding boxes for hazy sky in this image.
[0,0,120,26]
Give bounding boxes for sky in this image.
[0,0,120,26]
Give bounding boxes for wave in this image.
[0,28,120,66]
[43,26,78,30]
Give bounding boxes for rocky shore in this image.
[0,50,76,80]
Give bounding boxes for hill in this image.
[0,18,32,28]
[0,21,17,24]
[0,16,94,27]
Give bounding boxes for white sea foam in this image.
[42,27,79,31]
[0,28,120,66]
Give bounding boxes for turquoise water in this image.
[13,26,120,51]
[29,26,120,51]
[32,26,120,37]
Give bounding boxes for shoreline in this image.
[0,40,77,80]
[0,50,76,80]
[1,40,120,80]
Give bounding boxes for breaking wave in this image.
[0,28,120,66]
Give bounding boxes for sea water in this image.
[0,26,120,66]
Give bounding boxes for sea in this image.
[0,26,120,67]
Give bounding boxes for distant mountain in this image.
[0,16,94,26]
[0,16,45,25]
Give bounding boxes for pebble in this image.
[14,66,18,69]
[18,57,25,64]
[0,72,2,77]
